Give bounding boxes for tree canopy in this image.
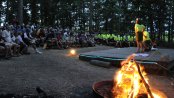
[0,0,174,45]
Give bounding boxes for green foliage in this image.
[0,0,174,44]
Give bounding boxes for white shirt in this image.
[24,32,29,39]
[2,30,12,43]
[16,35,24,43]
[11,36,16,42]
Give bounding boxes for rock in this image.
[160,54,170,62]
[36,87,47,98]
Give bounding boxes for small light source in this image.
[70,49,76,55]
[1,23,4,26]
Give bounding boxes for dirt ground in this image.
[0,46,173,98]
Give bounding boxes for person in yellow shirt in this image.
[134,18,145,53]
[143,28,151,52]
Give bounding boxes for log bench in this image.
[0,46,5,57]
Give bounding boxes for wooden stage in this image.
[79,47,174,74]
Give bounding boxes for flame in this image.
[112,55,166,98]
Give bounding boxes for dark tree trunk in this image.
[168,19,171,43]
[0,1,2,23]
[89,0,93,32]
[18,0,23,25]
[104,18,108,31]
[6,0,9,23]
[149,16,155,40]
[31,0,37,24]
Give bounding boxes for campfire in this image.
[93,55,167,98]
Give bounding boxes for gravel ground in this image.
[0,46,116,98]
[0,45,173,98]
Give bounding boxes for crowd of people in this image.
[0,24,95,59]
[94,18,157,52]
[0,18,157,59]
[94,33,136,47]
[38,27,95,49]
[0,24,43,59]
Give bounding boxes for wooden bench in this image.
[0,46,5,57]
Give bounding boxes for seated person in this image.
[151,39,158,51]
[35,27,45,46]
[15,32,30,55]
[56,32,63,49]
[1,26,20,56]
[62,31,69,48]
[87,35,95,47]
[0,35,11,59]
[43,30,55,49]
[22,26,42,54]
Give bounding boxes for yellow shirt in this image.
[134,24,139,33]
[143,31,150,42]
[135,24,145,33]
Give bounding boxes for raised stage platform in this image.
[79,47,174,74]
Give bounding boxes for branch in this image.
[135,62,154,98]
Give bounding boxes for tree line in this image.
[0,0,174,47]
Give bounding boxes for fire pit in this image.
[93,80,114,98]
[93,55,168,98]
[93,80,167,98]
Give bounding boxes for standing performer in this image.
[134,18,145,53]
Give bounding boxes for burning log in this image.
[120,54,154,98]
[137,93,148,98]
[134,61,154,98]
[93,54,167,98]
[112,54,167,98]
